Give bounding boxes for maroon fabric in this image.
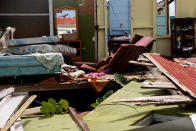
[96,56,112,69]
[130,33,144,44]
[113,45,145,73]
[107,44,129,70]
[135,37,154,48]
[107,44,145,73]
[80,64,96,72]
[72,62,97,68]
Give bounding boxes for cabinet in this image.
[171,18,196,57]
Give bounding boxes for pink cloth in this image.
[87,72,105,77]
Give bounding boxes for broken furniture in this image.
[108,37,130,55]
[171,18,196,57]
[108,33,144,55]
[0,53,64,77]
[73,34,154,73]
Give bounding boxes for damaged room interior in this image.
[0,0,196,131]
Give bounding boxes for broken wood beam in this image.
[22,107,41,116]
[138,55,151,62]
[142,81,177,90]
[112,95,196,106]
[129,60,155,67]
[135,100,195,106]
[69,107,90,131]
[104,73,168,81]
[1,95,37,131]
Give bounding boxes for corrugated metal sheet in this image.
[147,54,196,97]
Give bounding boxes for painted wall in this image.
[97,0,107,60]
[97,0,172,58]
[54,0,95,62]
[176,0,196,18]
[109,0,131,36]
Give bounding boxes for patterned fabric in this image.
[31,53,64,71]
[7,44,77,56]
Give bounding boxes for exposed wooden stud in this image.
[49,0,54,36]
[1,95,37,131]
[69,107,90,131]
[129,60,155,67]
[142,81,177,90]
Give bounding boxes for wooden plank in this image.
[144,53,196,98]
[0,88,14,99]
[137,55,151,62]
[0,80,117,92]
[8,36,59,46]
[129,60,155,67]
[1,95,37,131]
[112,95,196,106]
[0,82,91,92]
[22,107,41,116]
[0,95,27,128]
[142,81,177,90]
[104,73,168,81]
[69,107,90,131]
[48,0,54,36]
[10,118,24,131]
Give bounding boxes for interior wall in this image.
[97,0,107,60]
[131,0,157,52]
[0,0,50,38]
[176,0,196,18]
[54,0,95,62]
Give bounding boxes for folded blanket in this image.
[31,53,64,71]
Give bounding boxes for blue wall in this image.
[109,0,130,36]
